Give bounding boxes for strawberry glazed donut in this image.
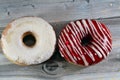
[1,17,56,65]
[58,19,112,66]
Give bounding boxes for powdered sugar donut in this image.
[58,19,112,66]
[1,17,56,65]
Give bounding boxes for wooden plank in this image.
[0,72,120,80]
[0,0,73,4]
[61,72,120,80]
[0,0,120,27]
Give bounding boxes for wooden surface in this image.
[0,0,120,80]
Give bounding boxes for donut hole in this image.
[81,34,93,46]
[22,31,36,47]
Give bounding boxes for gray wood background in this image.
[0,0,120,80]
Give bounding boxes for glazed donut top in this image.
[1,17,56,65]
[58,19,112,66]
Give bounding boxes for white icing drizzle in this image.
[92,42,106,58]
[76,21,85,37]
[59,36,76,63]
[58,19,112,66]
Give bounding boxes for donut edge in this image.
[1,21,29,66]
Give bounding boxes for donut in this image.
[58,19,112,66]
[1,17,56,65]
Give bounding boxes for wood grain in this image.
[0,0,120,80]
[0,0,120,27]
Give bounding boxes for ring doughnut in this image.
[58,19,112,66]
[1,17,56,65]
